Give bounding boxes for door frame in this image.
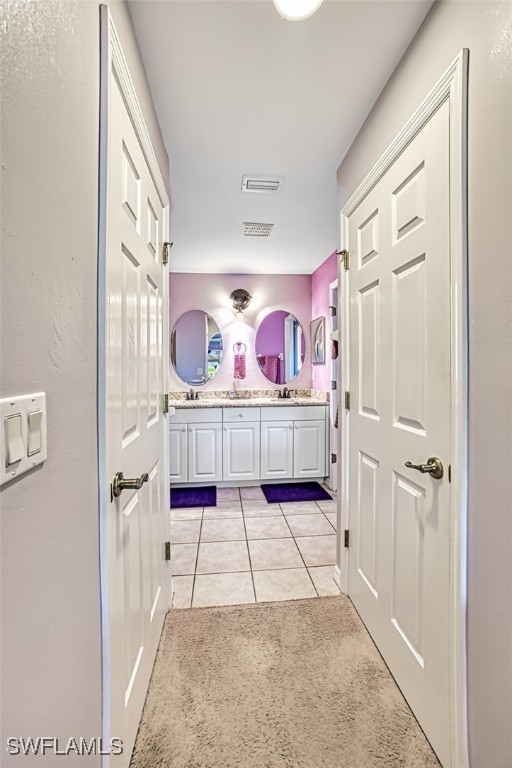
[328,278,339,491]
[98,6,170,762]
[336,50,469,768]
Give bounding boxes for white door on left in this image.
[101,11,170,767]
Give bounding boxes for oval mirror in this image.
[255,311,305,384]
[171,310,223,386]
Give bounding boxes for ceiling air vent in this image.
[242,222,274,237]
[242,176,284,193]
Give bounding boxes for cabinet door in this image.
[188,423,222,483]
[223,423,260,482]
[293,420,326,478]
[261,421,294,480]
[169,424,188,483]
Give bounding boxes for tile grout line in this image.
[188,566,317,577]
[240,492,257,604]
[281,512,319,597]
[321,509,337,532]
[190,508,205,608]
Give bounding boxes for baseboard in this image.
[333,565,341,588]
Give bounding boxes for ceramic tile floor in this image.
[170,486,340,609]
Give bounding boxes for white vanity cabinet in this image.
[169,403,327,485]
[169,408,223,484]
[223,423,260,481]
[260,405,327,481]
[222,407,260,481]
[260,422,294,479]
[293,420,326,478]
[169,424,188,484]
[188,423,223,483]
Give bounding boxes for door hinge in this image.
[331,452,337,464]
[163,393,169,414]
[162,241,173,265]
[331,380,337,391]
[344,529,350,548]
[344,391,351,410]
[329,305,337,317]
[448,464,451,483]
[164,541,171,561]
[337,249,350,271]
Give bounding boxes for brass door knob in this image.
[112,471,149,498]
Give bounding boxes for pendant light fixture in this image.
[272,0,325,21]
[230,289,252,320]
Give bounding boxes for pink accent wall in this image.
[311,251,339,391]
[169,273,313,392]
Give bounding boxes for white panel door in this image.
[169,425,188,483]
[261,421,294,479]
[188,423,222,483]
[293,420,326,478]
[223,423,260,481]
[347,100,451,765]
[103,13,169,767]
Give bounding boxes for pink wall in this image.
[169,273,313,392]
[311,251,339,391]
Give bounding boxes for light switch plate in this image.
[0,393,47,487]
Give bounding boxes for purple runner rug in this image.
[171,486,216,509]
[261,482,332,504]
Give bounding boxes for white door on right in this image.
[347,100,451,765]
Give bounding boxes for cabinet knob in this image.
[289,424,293,430]
[295,425,299,429]
[182,426,186,432]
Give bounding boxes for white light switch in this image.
[0,393,46,486]
[5,415,24,465]
[27,410,43,456]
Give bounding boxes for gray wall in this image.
[0,1,169,764]
[337,3,512,766]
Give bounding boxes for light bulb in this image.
[272,0,325,21]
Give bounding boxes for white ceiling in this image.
[128,0,433,274]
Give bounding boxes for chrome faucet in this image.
[186,388,196,401]
[282,387,290,399]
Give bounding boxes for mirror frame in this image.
[310,316,325,364]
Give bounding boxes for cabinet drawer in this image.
[169,407,222,424]
[223,407,261,423]
[260,405,327,422]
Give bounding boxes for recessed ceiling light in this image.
[272,0,325,22]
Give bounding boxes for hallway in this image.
[130,596,440,768]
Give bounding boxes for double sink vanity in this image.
[169,394,328,486]
[169,302,329,487]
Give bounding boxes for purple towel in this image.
[234,354,246,379]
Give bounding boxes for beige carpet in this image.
[130,596,440,768]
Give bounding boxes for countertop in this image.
[168,397,328,409]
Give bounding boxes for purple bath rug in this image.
[261,482,332,504]
[171,486,216,509]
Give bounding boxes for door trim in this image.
[337,50,468,768]
[98,6,170,763]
